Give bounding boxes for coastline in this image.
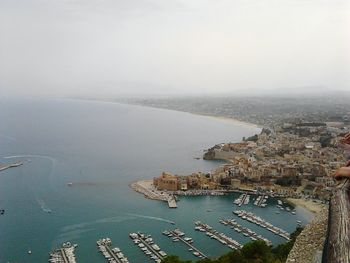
[190,112,262,129]
[72,98,262,130]
[286,198,326,214]
[131,180,327,216]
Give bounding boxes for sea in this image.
[0,98,313,263]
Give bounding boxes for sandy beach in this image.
[191,112,262,129]
[286,198,326,214]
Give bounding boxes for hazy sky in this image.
[0,0,349,97]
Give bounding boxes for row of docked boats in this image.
[97,238,129,263]
[195,221,243,250]
[163,229,207,259]
[233,210,290,240]
[233,193,250,206]
[254,195,268,207]
[129,232,166,263]
[219,219,272,245]
[49,242,77,263]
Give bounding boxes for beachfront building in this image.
[153,172,178,191]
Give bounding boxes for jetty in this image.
[129,232,166,262]
[233,210,290,240]
[219,219,271,245]
[162,229,207,259]
[194,221,242,250]
[49,242,77,263]
[0,161,23,172]
[97,238,129,263]
[167,196,177,208]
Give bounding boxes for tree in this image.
[241,240,274,263]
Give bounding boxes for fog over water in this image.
[0,0,349,97]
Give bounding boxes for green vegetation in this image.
[161,227,303,263]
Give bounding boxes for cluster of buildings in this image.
[153,122,349,201]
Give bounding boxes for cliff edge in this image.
[286,207,328,263]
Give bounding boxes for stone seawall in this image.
[286,207,328,263]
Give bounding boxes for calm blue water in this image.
[0,98,312,263]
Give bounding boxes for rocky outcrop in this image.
[203,148,216,160]
[286,207,328,263]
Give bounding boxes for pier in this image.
[49,242,77,263]
[194,221,242,250]
[162,229,208,259]
[129,232,166,262]
[97,238,129,263]
[167,197,177,208]
[219,219,271,245]
[233,210,290,240]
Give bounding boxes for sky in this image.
[0,0,349,97]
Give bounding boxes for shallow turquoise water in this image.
[0,98,312,263]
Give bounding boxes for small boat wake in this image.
[60,215,134,232]
[36,198,52,213]
[126,213,175,225]
[3,154,56,164]
[3,154,57,187]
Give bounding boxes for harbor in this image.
[49,242,77,263]
[129,232,167,262]
[194,221,243,250]
[97,238,129,263]
[162,229,207,259]
[219,219,272,245]
[233,210,290,240]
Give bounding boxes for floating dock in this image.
[162,228,208,259]
[49,242,77,263]
[97,238,129,263]
[129,232,166,262]
[194,221,242,250]
[219,219,271,245]
[233,210,290,240]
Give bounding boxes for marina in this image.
[194,221,243,250]
[97,238,129,263]
[49,242,77,263]
[129,232,167,262]
[219,219,272,245]
[233,210,290,240]
[162,229,207,259]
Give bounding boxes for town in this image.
[151,120,349,203]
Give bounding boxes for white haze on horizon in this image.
[0,0,349,97]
